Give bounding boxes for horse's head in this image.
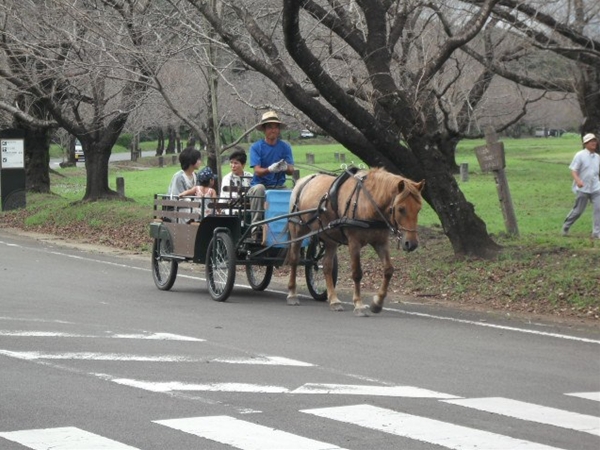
[390,179,425,252]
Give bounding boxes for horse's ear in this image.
[416,180,425,191]
[397,180,406,192]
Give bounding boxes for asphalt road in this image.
[50,150,157,168]
[0,229,599,449]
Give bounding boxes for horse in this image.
[286,167,425,316]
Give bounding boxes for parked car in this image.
[548,128,566,137]
[74,140,84,162]
[534,128,566,138]
[300,129,315,139]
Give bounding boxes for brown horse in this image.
[286,168,425,316]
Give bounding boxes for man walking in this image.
[562,133,600,239]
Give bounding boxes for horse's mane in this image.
[354,167,422,219]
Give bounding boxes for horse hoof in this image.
[354,306,370,317]
[370,303,383,314]
[287,296,300,306]
[330,302,344,312]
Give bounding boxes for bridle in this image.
[352,173,420,239]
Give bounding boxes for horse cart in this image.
[149,187,338,302]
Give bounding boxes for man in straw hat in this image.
[562,133,600,239]
[247,111,295,236]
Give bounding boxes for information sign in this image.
[474,142,505,172]
[1,138,25,169]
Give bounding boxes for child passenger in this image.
[179,166,218,218]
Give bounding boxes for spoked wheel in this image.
[246,264,274,291]
[206,232,236,302]
[305,236,338,301]
[152,237,178,291]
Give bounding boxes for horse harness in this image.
[290,168,406,245]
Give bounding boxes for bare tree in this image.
[175,0,510,256]
[460,0,600,135]
[0,0,156,201]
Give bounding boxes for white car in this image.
[300,129,314,139]
[74,140,84,162]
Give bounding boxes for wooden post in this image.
[340,153,346,163]
[158,156,164,168]
[485,129,519,236]
[172,155,177,165]
[306,153,315,164]
[116,177,125,196]
[460,163,469,182]
[334,152,340,162]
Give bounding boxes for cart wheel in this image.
[305,237,338,301]
[152,237,178,291]
[246,265,274,291]
[206,232,236,302]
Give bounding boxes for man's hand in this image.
[268,159,287,173]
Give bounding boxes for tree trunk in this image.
[420,158,500,256]
[23,127,51,193]
[165,126,176,154]
[155,128,164,156]
[82,143,120,201]
[578,63,600,136]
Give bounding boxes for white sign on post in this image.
[1,139,25,169]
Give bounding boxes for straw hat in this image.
[582,133,597,144]
[256,110,286,131]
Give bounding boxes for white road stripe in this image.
[442,397,600,436]
[566,391,600,402]
[0,351,201,362]
[213,356,314,366]
[0,330,203,341]
[302,404,564,449]
[0,426,139,450]
[0,351,313,366]
[292,383,459,398]
[389,309,600,344]
[154,415,348,450]
[112,378,289,393]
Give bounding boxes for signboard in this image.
[474,142,505,172]
[1,138,25,169]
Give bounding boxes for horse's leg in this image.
[286,238,301,306]
[370,241,394,314]
[348,240,369,316]
[324,244,343,311]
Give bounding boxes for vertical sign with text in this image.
[1,139,25,169]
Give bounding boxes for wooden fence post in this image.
[116,177,125,196]
[460,163,469,182]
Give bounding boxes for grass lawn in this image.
[3,134,599,324]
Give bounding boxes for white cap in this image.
[582,133,597,144]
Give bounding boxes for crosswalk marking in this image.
[0,330,203,341]
[154,415,348,450]
[566,391,600,402]
[0,426,139,450]
[302,404,565,449]
[112,378,289,393]
[0,351,202,362]
[442,397,600,436]
[213,356,314,366]
[291,383,459,398]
